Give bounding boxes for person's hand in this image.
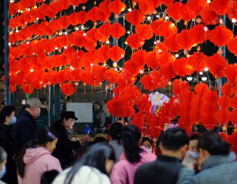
[79,136,90,144]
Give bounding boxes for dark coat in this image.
[0,123,17,184]
[52,124,81,169]
[134,155,183,184]
[15,110,37,155]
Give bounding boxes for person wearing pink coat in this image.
[17,126,62,184]
[110,125,156,184]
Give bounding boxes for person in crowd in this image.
[141,137,153,153]
[134,128,189,184]
[192,122,207,133]
[40,170,59,184]
[93,137,107,144]
[227,121,234,135]
[92,101,105,132]
[52,111,89,169]
[108,123,124,163]
[0,147,7,184]
[39,98,49,116]
[111,125,156,184]
[15,98,43,155]
[177,132,237,184]
[103,99,112,128]
[52,143,115,184]
[182,133,201,168]
[0,106,17,183]
[16,126,62,184]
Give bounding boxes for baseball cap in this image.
[26,98,43,108]
[60,111,78,121]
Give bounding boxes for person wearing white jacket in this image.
[52,143,115,184]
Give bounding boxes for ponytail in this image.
[121,125,144,163]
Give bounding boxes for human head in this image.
[67,96,72,103]
[189,133,201,152]
[160,128,189,159]
[65,143,115,184]
[40,170,59,184]
[93,101,102,111]
[0,147,7,179]
[109,123,123,140]
[198,132,230,164]
[34,126,58,153]
[40,98,48,105]
[60,111,78,130]
[94,137,107,144]
[121,125,144,163]
[142,137,152,150]
[25,98,43,119]
[0,105,16,125]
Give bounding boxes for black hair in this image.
[40,170,59,184]
[16,126,58,178]
[161,128,189,151]
[189,133,201,141]
[0,146,7,163]
[65,143,115,184]
[142,137,152,146]
[93,101,102,111]
[67,96,72,102]
[109,123,123,140]
[121,125,144,163]
[0,105,15,124]
[93,137,107,144]
[198,132,230,155]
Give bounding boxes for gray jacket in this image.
[177,152,237,184]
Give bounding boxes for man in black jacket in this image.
[134,128,189,184]
[15,98,43,155]
[52,111,89,169]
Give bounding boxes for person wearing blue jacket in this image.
[15,98,43,155]
[177,132,237,184]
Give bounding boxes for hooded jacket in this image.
[110,147,156,184]
[177,151,237,184]
[17,147,62,184]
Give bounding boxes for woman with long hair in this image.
[16,126,62,184]
[111,125,156,184]
[177,132,237,184]
[52,143,115,184]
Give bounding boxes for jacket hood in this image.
[202,151,236,170]
[24,147,50,165]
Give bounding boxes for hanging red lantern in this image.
[178,3,198,21]
[87,7,99,22]
[61,83,76,96]
[107,46,125,61]
[135,24,154,40]
[211,0,230,15]
[109,0,126,15]
[138,1,156,15]
[126,34,145,49]
[227,1,237,20]
[22,84,34,94]
[167,2,182,20]
[108,23,126,39]
[187,24,206,44]
[176,30,195,50]
[200,5,219,25]
[207,26,233,46]
[227,37,237,56]
[126,10,144,26]
[187,52,207,72]
[164,34,181,52]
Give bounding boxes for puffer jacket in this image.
[176,151,237,184]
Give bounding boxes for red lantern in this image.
[109,0,126,15]
[107,46,125,61]
[135,24,154,40]
[126,34,145,49]
[61,83,76,96]
[108,23,126,39]
[126,10,144,26]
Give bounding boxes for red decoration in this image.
[126,10,144,26]
[227,36,237,56]
[176,30,195,50]
[61,83,76,96]
[200,5,219,25]
[108,23,126,39]
[107,46,125,61]
[126,34,145,49]
[211,0,230,15]
[135,24,154,40]
[109,0,126,15]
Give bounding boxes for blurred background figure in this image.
[108,123,124,163]
[16,126,61,184]
[182,133,201,169]
[93,137,107,144]
[39,98,49,116]
[0,105,17,183]
[52,143,115,184]
[141,137,153,153]
[177,132,237,184]
[0,147,7,183]
[111,125,156,184]
[92,101,105,133]
[134,128,189,184]
[52,111,89,169]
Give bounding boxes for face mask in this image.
[0,165,6,179]
[148,148,153,153]
[189,151,199,159]
[9,116,17,125]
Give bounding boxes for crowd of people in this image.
[0,98,237,184]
